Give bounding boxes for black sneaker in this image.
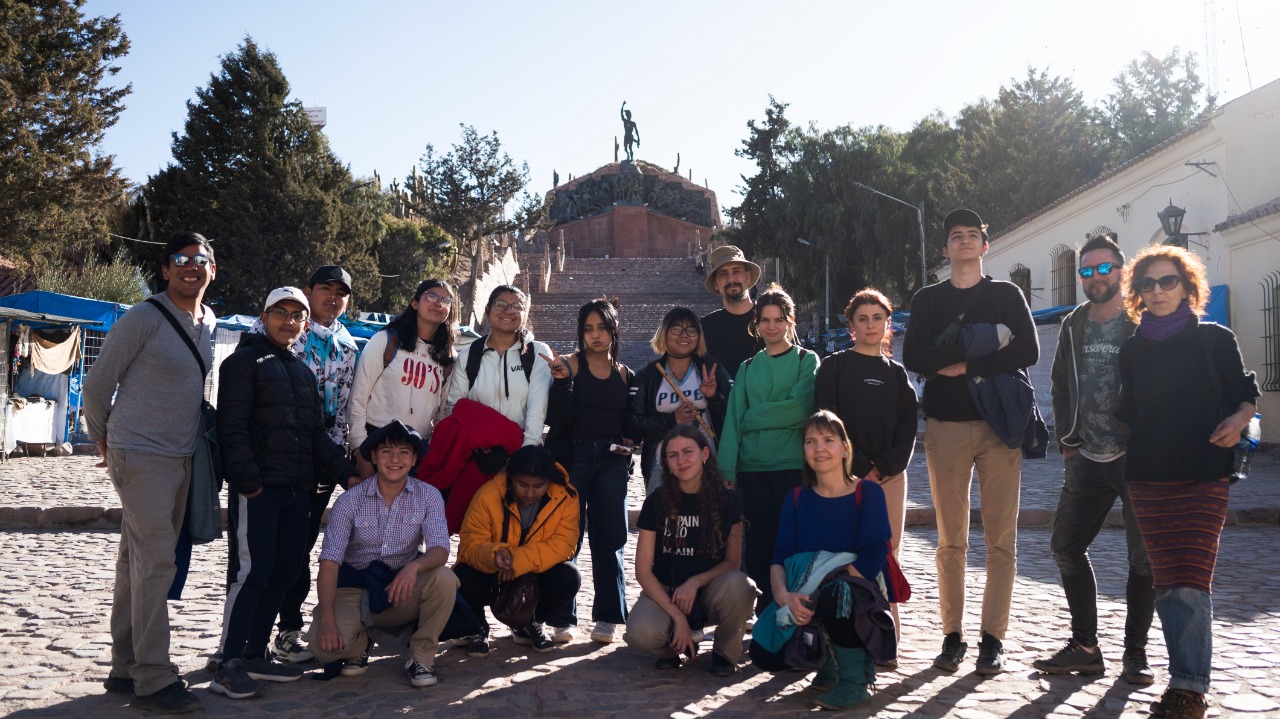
[340,636,372,676]
[272,629,314,663]
[524,623,555,653]
[1032,639,1105,675]
[406,659,437,688]
[654,655,685,670]
[1121,647,1155,685]
[243,656,304,683]
[933,632,967,672]
[208,658,265,700]
[131,681,201,714]
[103,675,134,694]
[1153,688,1207,719]
[466,634,491,658]
[975,632,1004,676]
[709,652,737,677]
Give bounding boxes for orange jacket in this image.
[456,472,580,577]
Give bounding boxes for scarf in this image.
[1137,301,1194,341]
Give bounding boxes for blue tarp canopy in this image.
[0,290,128,330]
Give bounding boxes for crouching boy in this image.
[307,420,458,687]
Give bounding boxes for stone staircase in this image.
[525,257,722,370]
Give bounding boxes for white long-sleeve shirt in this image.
[443,333,552,447]
[348,330,450,448]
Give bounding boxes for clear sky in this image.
[85,0,1280,218]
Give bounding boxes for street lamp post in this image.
[848,181,928,290]
[796,238,830,333]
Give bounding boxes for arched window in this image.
[1009,263,1031,303]
[1050,244,1076,307]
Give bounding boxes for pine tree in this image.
[0,0,131,271]
[144,36,380,314]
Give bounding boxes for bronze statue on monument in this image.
[620,101,640,162]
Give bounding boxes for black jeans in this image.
[454,562,582,635]
[739,469,803,612]
[1050,452,1154,648]
[276,479,336,633]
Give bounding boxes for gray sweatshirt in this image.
[83,292,216,457]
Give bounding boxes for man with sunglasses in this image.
[1035,231,1155,684]
[84,232,218,713]
[211,287,360,700]
[239,265,361,665]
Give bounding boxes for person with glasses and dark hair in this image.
[211,287,360,700]
[1034,232,1157,684]
[349,279,459,480]
[541,298,636,644]
[1115,245,1259,719]
[443,284,553,448]
[84,232,217,713]
[625,307,732,494]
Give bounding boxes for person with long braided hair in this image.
[624,425,756,677]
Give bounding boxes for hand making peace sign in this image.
[539,352,571,380]
[699,363,719,398]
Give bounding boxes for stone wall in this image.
[556,206,712,259]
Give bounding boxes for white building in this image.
[937,77,1280,442]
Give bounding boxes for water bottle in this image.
[1230,413,1262,484]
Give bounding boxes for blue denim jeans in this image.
[550,440,631,626]
[1049,453,1154,648]
[1157,586,1213,694]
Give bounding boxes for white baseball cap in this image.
[263,286,310,313]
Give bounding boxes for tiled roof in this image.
[1214,197,1280,232]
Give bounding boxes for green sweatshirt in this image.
[718,345,819,482]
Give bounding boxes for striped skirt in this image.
[1127,479,1229,594]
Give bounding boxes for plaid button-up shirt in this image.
[320,476,448,571]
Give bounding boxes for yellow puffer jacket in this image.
[457,472,580,577]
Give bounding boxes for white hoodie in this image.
[443,333,552,447]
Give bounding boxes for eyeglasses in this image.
[667,325,700,337]
[1078,262,1118,278]
[491,299,526,313]
[421,292,453,306]
[1136,274,1182,294]
[171,253,212,268]
[267,307,309,323]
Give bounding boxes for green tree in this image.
[36,248,149,304]
[952,68,1106,232]
[144,37,381,314]
[0,0,130,271]
[727,96,793,260]
[1102,49,1215,165]
[373,216,452,313]
[405,124,539,320]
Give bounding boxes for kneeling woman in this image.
[753,410,894,710]
[625,425,756,677]
[455,446,582,655]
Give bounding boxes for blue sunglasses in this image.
[1078,262,1118,279]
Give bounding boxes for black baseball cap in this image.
[944,209,986,233]
[308,265,353,292]
[358,420,424,462]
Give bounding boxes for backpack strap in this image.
[381,328,398,369]
[466,334,489,388]
[519,340,535,382]
[145,298,207,377]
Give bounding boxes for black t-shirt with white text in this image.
[637,487,743,588]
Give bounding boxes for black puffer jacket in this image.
[217,333,355,495]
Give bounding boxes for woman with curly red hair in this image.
[1116,245,1259,719]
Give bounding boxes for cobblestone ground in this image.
[1,523,1278,718]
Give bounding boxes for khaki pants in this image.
[106,448,191,696]
[623,571,756,661]
[307,566,458,667]
[924,419,1021,640]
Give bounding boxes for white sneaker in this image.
[590,621,616,644]
[551,625,576,644]
[272,629,314,663]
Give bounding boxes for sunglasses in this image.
[668,325,700,337]
[171,253,212,268]
[420,292,453,307]
[1136,274,1182,293]
[267,307,309,323]
[1078,262,1118,278]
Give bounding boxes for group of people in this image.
[83,206,1257,718]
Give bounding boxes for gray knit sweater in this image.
[83,292,215,457]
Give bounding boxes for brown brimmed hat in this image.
[703,245,762,294]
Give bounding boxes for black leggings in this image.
[455,562,581,634]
